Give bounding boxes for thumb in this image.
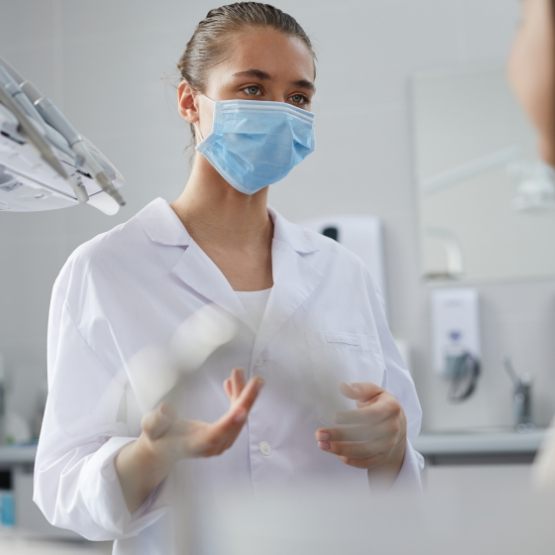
[142,402,176,440]
[340,382,383,403]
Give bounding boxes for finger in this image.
[335,408,368,425]
[142,402,176,440]
[340,382,383,403]
[230,368,239,399]
[230,368,246,400]
[339,456,376,469]
[223,377,232,400]
[187,377,265,458]
[234,367,246,395]
[321,439,380,459]
[335,403,390,426]
[197,411,246,457]
[316,425,371,443]
[211,376,264,437]
[234,375,264,414]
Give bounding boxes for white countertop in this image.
[0,429,550,463]
[414,427,548,456]
[0,528,110,554]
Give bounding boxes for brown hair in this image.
[177,2,316,140]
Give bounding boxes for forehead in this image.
[212,26,315,83]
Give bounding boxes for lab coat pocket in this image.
[304,330,385,424]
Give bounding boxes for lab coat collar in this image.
[137,197,319,255]
[137,197,191,247]
[138,197,325,338]
[268,207,319,256]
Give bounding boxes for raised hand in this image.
[140,368,264,464]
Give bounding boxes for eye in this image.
[241,85,263,97]
[289,93,310,107]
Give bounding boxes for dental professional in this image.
[33,3,423,553]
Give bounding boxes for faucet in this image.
[504,358,534,429]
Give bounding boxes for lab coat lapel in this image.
[252,211,325,362]
[138,198,324,337]
[171,243,249,326]
[138,198,249,325]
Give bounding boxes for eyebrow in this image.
[231,68,315,92]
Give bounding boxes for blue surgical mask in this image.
[195,97,315,195]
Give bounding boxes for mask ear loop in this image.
[193,94,215,146]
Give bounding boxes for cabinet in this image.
[414,429,546,493]
[0,446,74,537]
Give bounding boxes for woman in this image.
[33,3,423,553]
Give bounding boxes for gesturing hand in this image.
[315,382,406,479]
[140,368,264,465]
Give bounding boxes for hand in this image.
[139,368,264,466]
[315,382,406,478]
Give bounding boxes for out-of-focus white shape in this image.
[509,160,555,212]
[421,146,520,195]
[533,421,555,490]
[301,215,386,313]
[127,305,238,413]
[423,149,555,213]
[127,345,180,414]
[170,303,238,374]
[0,56,125,213]
[204,481,555,555]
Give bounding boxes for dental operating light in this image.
[0,57,125,214]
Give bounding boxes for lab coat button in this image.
[259,441,272,457]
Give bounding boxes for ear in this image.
[177,80,199,124]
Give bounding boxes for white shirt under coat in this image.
[33,198,424,554]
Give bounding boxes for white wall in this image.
[1,0,554,431]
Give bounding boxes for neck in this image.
[171,154,273,249]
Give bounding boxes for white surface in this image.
[0,529,109,554]
[207,483,555,555]
[0,532,111,555]
[424,464,532,494]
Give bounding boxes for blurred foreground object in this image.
[0,57,125,214]
[205,482,555,555]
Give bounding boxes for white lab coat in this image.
[33,197,424,554]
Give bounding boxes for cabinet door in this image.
[424,464,532,493]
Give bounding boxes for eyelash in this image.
[240,85,310,107]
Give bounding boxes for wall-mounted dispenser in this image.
[431,288,481,401]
